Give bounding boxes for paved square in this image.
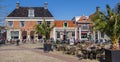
[0,43,99,62]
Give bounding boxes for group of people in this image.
[56,38,83,46]
[8,39,20,46]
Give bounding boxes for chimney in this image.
[44,2,48,9]
[96,6,100,12]
[16,1,20,9]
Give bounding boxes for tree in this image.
[35,19,54,40]
[91,5,120,49]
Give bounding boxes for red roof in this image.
[54,20,76,27]
[78,16,89,22]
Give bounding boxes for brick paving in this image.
[0,44,99,62]
[16,45,80,62]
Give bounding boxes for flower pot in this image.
[105,49,120,62]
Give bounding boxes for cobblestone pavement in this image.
[0,43,99,62]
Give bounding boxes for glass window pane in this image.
[8,21,13,27]
[11,31,19,36]
[57,32,60,38]
[11,31,19,40]
[101,32,104,38]
[28,9,34,17]
[81,33,87,38]
[72,31,75,36]
[47,21,50,25]
[82,24,88,29]
[38,21,42,24]
[21,21,25,27]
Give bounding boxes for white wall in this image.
[54,27,76,41]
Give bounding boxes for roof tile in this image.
[7,7,53,17]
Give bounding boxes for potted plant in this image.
[90,5,120,62]
[35,18,54,52]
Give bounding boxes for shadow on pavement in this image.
[34,47,44,50]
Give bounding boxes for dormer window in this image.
[64,22,68,27]
[28,8,34,17]
[82,17,87,20]
[83,18,86,20]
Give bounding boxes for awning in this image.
[81,31,88,34]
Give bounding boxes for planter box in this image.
[105,49,120,62]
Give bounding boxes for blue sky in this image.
[1,0,120,21]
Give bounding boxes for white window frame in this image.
[28,9,34,17]
[82,24,88,29]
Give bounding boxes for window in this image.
[8,21,13,27]
[28,8,34,17]
[83,18,86,20]
[11,31,19,40]
[82,24,88,29]
[72,31,75,37]
[82,17,87,21]
[47,21,50,25]
[81,33,87,38]
[64,22,68,27]
[95,31,98,40]
[20,21,25,27]
[47,21,50,27]
[38,21,42,24]
[101,32,104,38]
[57,32,60,38]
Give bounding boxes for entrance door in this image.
[38,33,42,39]
[22,31,27,39]
[30,31,35,40]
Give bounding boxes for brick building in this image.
[5,2,109,42]
[5,2,54,41]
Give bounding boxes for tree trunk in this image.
[111,39,119,50]
[46,33,50,40]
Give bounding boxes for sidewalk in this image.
[0,43,99,62]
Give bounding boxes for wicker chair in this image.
[96,48,105,60]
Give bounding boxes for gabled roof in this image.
[7,7,53,17]
[78,16,89,22]
[55,20,76,27]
